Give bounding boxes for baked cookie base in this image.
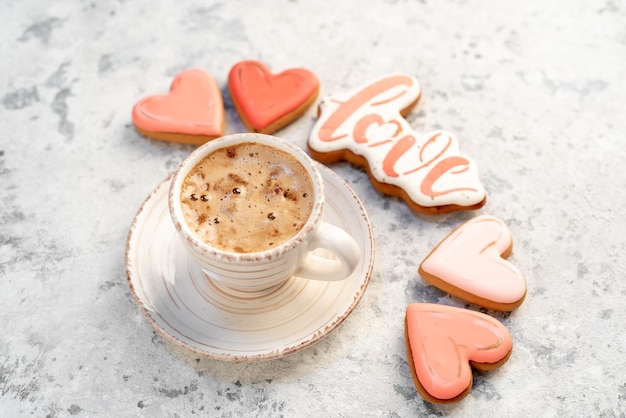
[134,124,224,146]
[307,147,487,215]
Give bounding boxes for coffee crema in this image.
[180,142,314,253]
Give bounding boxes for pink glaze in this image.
[420,215,526,305]
[228,60,319,131]
[132,69,224,136]
[406,303,513,401]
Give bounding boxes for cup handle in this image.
[296,222,361,281]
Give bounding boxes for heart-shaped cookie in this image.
[404,303,513,403]
[228,60,319,134]
[419,215,527,311]
[132,69,224,145]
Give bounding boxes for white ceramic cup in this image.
[169,133,361,295]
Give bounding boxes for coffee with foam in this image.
[180,142,314,253]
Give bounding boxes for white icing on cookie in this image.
[308,74,485,209]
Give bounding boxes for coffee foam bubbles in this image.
[180,142,314,253]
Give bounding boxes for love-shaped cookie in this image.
[132,68,224,145]
[228,60,319,134]
[419,215,527,311]
[308,74,486,214]
[404,303,513,403]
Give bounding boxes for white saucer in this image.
[125,163,374,362]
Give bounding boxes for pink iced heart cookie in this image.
[404,303,513,403]
[228,60,319,134]
[132,69,225,145]
[419,215,527,311]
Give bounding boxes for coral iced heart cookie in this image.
[228,60,319,134]
[132,69,224,145]
[419,215,527,311]
[308,74,486,214]
[404,303,513,403]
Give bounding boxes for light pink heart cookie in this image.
[419,215,527,311]
[132,69,224,145]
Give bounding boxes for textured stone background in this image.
[2,0,626,416]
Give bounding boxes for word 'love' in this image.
[308,74,486,214]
